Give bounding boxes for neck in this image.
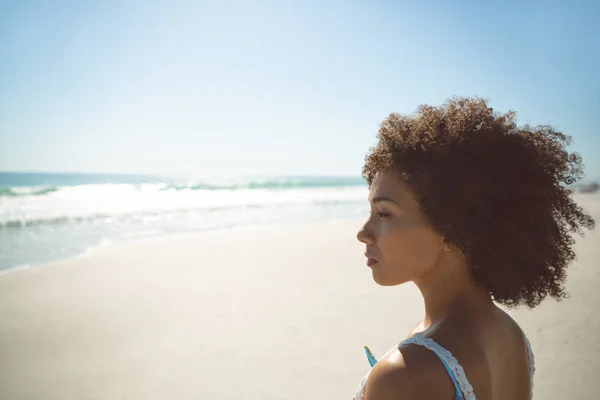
[413,254,493,329]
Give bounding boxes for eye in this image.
[368,209,392,219]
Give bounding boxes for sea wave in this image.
[0,185,368,228]
[0,174,371,271]
[0,176,366,198]
[0,186,60,197]
[160,176,366,191]
[1,203,269,228]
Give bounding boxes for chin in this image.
[371,270,407,286]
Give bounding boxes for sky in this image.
[1,0,599,180]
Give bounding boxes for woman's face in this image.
[357,170,446,286]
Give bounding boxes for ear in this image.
[441,237,452,252]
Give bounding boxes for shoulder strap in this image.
[522,332,535,398]
[399,335,476,400]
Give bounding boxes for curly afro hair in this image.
[362,97,595,308]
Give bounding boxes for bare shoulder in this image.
[363,344,456,400]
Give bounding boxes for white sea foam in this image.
[0,176,370,270]
[0,183,368,227]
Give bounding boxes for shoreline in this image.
[0,216,367,277]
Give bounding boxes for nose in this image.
[357,221,374,245]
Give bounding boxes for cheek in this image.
[383,227,440,268]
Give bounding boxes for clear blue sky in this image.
[1,1,598,179]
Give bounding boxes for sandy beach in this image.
[1,194,599,399]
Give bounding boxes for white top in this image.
[353,333,535,400]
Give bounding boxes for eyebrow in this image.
[371,196,400,205]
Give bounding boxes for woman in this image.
[354,97,595,400]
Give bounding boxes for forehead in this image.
[369,171,418,205]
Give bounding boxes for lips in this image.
[365,253,378,267]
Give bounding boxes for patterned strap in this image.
[399,335,476,400]
[437,355,465,399]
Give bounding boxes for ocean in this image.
[0,172,369,272]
